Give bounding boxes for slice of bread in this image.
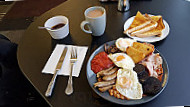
[124,11,151,34]
[135,31,162,38]
[135,15,165,38]
[126,46,145,63]
[131,21,158,36]
[131,14,158,36]
[132,42,154,56]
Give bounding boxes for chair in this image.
[0,34,49,106]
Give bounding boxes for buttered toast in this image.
[124,11,151,34]
[135,15,165,38]
[124,11,165,38]
[130,20,158,36]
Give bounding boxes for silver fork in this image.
[65,47,77,95]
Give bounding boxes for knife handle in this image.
[45,70,59,97]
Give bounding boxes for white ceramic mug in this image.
[44,16,69,39]
[80,6,106,36]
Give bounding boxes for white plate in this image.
[123,15,170,43]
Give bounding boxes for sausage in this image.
[98,85,113,92]
[102,71,117,81]
[94,79,116,88]
[103,67,118,76]
[97,67,117,77]
[97,66,114,77]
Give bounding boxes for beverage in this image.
[87,9,104,18]
[51,23,65,30]
[81,6,106,36]
[44,16,69,39]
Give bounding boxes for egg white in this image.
[108,53,135,70]
[116,69,143,99]
[115,38,136,52]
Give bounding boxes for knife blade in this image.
[45,46,68,97]
[55,47,68,70]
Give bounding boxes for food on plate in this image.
[99,85,113,92]
[133,64,145,73]
[97,77,103,82]
[124,11,165,38]
[108,53,135,69]
[126,46,145,63]
[124,11,151,34]
[142,77,162,95]
[116,69,143,99]
[91,52,114,74]
[140,53,163,81]
[105,45,121,54]
[126,42,155,63]
[115,38,136,52]
[94,79,116,88]
[130,15,158,36]
[109,85,127,100]
[133,64,149,84]
[91,38,164,101]
[96,66,114,77]
[135,15,165,38]
[102,70,117,81]
[95,66,118,92]
[132,42,154,56]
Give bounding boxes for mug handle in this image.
[80,21,92,34]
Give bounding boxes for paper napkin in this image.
[42,44,88,77]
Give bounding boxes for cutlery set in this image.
[45,47,77,97]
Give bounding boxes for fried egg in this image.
[115,38,136,52]
[116,69,143,99]
[108,53,135,69]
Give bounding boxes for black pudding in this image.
[134,64,145,73]
[142,77,162,95]
[133,64,149,84]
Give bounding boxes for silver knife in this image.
[45,46,68,97]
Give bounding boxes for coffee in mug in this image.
[80,6,106,36]
[87,9,104,18]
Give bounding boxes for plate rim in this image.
[86,40,169,105]
[123,14,170,43]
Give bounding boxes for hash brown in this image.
[126,46,145,63]
[132,42,154,56]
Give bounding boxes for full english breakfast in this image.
[91,38,164,100]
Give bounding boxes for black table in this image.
[17,0,190,106]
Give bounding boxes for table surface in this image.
[17,0,190,107]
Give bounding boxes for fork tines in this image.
[71,47,77,59]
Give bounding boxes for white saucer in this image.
[123,15,170,43]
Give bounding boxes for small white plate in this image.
[123,15,170,43]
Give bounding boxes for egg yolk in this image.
[118,76,132,89]
[116,55,125,61]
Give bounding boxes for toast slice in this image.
[132,42,154,56]
[126,46,145,63]
[124,11,151,34]
[130,20,158,36]
[135,15,165,38]
[130,14,158,36]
